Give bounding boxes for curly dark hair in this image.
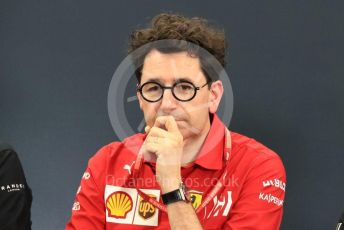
[128,13,227,83]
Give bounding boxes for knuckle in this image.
[150,127,159,133]
[176,133,183,140]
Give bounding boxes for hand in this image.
[142,115,184,193]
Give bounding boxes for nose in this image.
[159,89,178,112]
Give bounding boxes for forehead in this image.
[141,49,205,83]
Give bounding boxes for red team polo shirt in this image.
[66,114,286,229]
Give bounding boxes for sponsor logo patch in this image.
[206,191,232,218]
[189,190,203,209]
[137,194,156,220]
[106,191,133,219]
[262,179,286,192]
[258,192,284,206]
[82,172,90,180]
[0,184,25,193]
[105,185,160,226]
[72,201,80,211]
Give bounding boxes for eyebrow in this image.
[144,77,194,84]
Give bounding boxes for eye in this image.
[143,83,161,93]
[147,85,159,92]
[177,83,193,91]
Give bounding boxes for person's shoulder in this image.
[88,133,145,165]
[229,131,286,185]
[230,131,284,165]
[0,142,13,153]
[0,142,17,164]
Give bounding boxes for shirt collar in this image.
[193,113,225,170]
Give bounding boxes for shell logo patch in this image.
[138,194,156,219]
[106,191,133,219]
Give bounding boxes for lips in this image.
[175,120,187,126]
[172,116,185,121]
[154,115,187,124]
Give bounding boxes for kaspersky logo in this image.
[106,191,133,218]
[138,194,156,219]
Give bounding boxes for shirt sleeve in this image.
[0,144,32,230]
[65,146,110,230]
[223,154,286,230]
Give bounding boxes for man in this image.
[0,142,32,230]
[337,211,344,230]
[66,13,286,229]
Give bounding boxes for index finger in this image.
[153,116,180,133]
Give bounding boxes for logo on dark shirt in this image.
[0,183,25,193]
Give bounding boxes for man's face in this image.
[137,49,215,140]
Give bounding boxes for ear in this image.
[208,80,224,114]
[137,91,143,110]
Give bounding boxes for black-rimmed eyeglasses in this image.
[137,80,211,102]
